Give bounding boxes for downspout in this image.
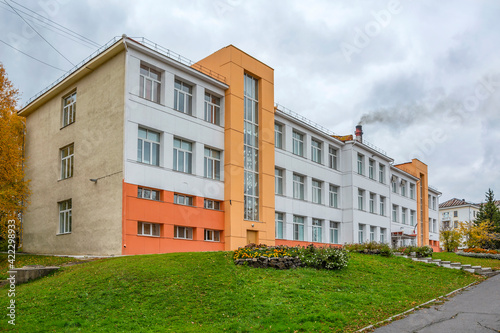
[121,34,129,254]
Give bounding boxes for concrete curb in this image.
[356,280,481,332]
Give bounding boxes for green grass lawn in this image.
[0,254,87,280]
[433,252,500,270]
[0,252,482,332]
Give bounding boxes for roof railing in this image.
[22,36,226,108]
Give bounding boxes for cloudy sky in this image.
[1,0,499,204]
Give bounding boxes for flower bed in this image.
[457,250,500,260]
[463,248,500,254]
[395,245,433,258]
[344,242,393,257]
[233,244,349,270]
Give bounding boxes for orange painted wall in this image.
[122,182,224,255]
[196,45,276,251]
[394,159,430,247]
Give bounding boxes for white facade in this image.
[439,199,480,229]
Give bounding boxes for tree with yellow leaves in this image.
[0,62,30,250]
[458,220,499,249]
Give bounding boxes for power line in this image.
[4,0,100,48]
[3,0,75,66]
[0,39,67,72]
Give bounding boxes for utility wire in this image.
[0,39,67,72]
[3,0,75,66]
[5,0,100,48]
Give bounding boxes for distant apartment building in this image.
[19,36,441,255]
[439,198,480,229]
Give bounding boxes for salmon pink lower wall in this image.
[430,240,441,252]
[122,182,225,255]
[275,239,342,248]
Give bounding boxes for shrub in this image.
[344,242,393,257]
[298,244,349,270]
[396,245,433,258]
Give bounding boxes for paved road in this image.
[373,273,500,333]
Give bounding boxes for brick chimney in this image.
[355,125,363,142]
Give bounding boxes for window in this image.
[443,212,450,219]
[410,210,415,226]
[312,179,322,204]
[140,64,161,103]
[329,146,338,170]
[392,205,398,222]
[292,131,304,156]
[370,226,375,242]
[275,212,284,239]
[138,222,160,237]
[357,154,364,175]
[138,187,160,201]
[380,196,385,216]
[204,229,220,242]
[312,219,323,243]
[429,218,433,233]
[293,215,304,241]
[433,219,437,233]
[174,226,193,239]
[275,123,283,149]
[358,189,365,211]
[330,221,339,244]
[369,193,375,213]
[293,174,305,200]
[204,148,221,180]
[402,208,407,224]
[380,228,386,243]
[443,221,450,229]
[369,159,375,179]
[58,199,72,234]
[392,179,397,193]
[378,164,385,183]
[173,138,193,173]
[204,93,221,125]
[62,91,76,127]
[311,139,322,163]
[244,74,259,221]
[410,183,415,199]
[138,128,160,166]
[454,221,458,228]
[358,224,365,243]
[275,168,283,195]
[401,182,407,197]
[174,194,193,206]
[329,185,339,208]
[60,144,74,179]
[204,199,220,210]
[174,79,193,114]
[432,197,437,210]
[453,210,458,217]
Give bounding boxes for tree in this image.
[0,62,30,249]
[475,189,500,248]
[458,220,498,249]
[439,223,461,252]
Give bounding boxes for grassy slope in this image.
[0,252,481,332]
[433,252,500,270]
[0,254,85,280]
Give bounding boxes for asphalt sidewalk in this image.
[373,273,500,333]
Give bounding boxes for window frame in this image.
[204,147,221,180]
[329,184,339,208]
[312,218,323,243]
[139,64,161,103]
[329,146,338,170]
[357,154,364,175]
[138,221,161,237]
[311,139,322,164]
[137,127,160,166]
[312,179,322,204]
[174,226,193,239]
[409,183,416,199]
[369,193,375,213]
[275,212,284,239]
[293,215,305,241]
[378,164,385,183]
[292,130,304,156]
[58,199,72,234]
[204,199,221,210]
[275,168,284,195]
[62,91,76,128]
[204,92,221,125]
[329,221,339,244]
[274,122,283,149]
[174,79,193,115]
[392,205,398,222]
[293,174,305,200]
[174,193,194,206]
[173,138,193,173]
[358,189,365,211]
[137,187,160,201]
[380,196,385,216]
[368,159,375,179]
[60,144,74,180]
[204,229,220,242]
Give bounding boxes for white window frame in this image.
[380,196,385,216]
[138,221,161,237]
[292,131,304,156]
[204,92,221,125]
[60,144,74,180]
[293,174,305,200]
[379,164,385,183]
[312,179,322,204]
[380,228,386,243]
[137,128,160,166]
[330,221,339,244]
[204,229,220,242]
[410,183,415,199]
[402,208,407,224]
[369,193,375,213]
[370,226,375,242]
[275,168,283,195]
[138,187,160,201]
[392,205,398,222]
[311,139,322,164]
[139,64,161,103]
[204,147,221,180]
[329,146,338,170]
[275,212,284,239]
[62,91,76,127]
[173,138,193,173]
[174,79,193,114]
[293,215,304,241]
[204,199,221,210]
[274,123,283,149]
[174,226,193,239]
[312,219,323,243]
[174,194,193,206]
[358,189,365,211]
[357,154,364,175]
[329,184,339,208]
[58,199,72,234]
[368,159,375,179]
[410,210,415,226]
[358,224,365,243]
